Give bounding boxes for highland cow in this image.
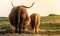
[30,13,40,33]
[9,1,34,33]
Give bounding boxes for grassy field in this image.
[0,16,60,36]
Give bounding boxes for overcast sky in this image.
[0,0,60,17]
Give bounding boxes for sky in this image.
[0,0,60,17]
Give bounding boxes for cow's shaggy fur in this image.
[9,6,31,33]
[30,13,40,33]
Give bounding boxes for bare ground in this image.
[0,26,60,36]
[0,30,60,36]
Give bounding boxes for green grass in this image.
[0,17,8,21]
[0,16,60,30]
[41,16,60,23]
[0,21,9,25]
[40,23,60,30]
[0,16,60,36]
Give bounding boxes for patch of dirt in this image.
[0,26,60,36]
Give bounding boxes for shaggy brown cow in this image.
[9,2,34,33]
[30,13,40,33]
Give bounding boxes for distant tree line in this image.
[49,14,59,16]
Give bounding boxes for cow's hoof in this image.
[18,31,22,34]
[19,32,22,34]
[19,33,21,34]
[15,31,18,33]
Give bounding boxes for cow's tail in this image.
[22,2,34,8]
[18,7,20,25]
[35,15,37,28]
[18,7,22,33]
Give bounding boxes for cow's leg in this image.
[35,26,38,33]
[23,26,25,30]
[30,24,35,32]
[19,24,22,34]
[35,21,40,33]
[22,24,27,32]
[33,27,35,32]
[15,24,18,33]
[13,15,18,33]
[35,23,38,33]
[22,22,27,31]
[18,19,22,34]
[19,18,24,34]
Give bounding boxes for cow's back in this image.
[9,7,19,26]
[30,13,40,29]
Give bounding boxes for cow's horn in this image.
[11,1,14,7]
[22,2,35,8]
